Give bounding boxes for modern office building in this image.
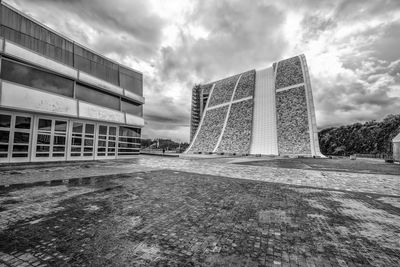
[0,1,145,163]
[187,54,323,157]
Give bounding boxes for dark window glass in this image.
[109,127,117,136]
[0,154,8,158]
[75,84,120,110]
[53,153,64,157]
[119,127,140,137]
[99,125,107,135]
[12,153,28,157]
[1,6,73,66]
[0,131,10,142]
[84,139,94,146]
[0,145,8,152]
[36,153,49,157]
[36,146,50,152]
[0,114,11,128]
[71,147,81,152]
[37,134,51,144]
[55,121,67,132]
[15,116,31,129]
[13,145,29,152]
[53,146,65,152]
[38,119,52,131]
[85,124,95,134]
[72,138,82,146]
[73,123,83,133]
[119,66,143,96]
[73,44,119,85]
[13,132,30,143]
[1,59,74,97]
[121,100,143,117]
[98,140,106,147]
[53,136,66,145]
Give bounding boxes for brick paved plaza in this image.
[0,156,399,266]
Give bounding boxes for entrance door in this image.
[95,124,118,159]
[0,111,33,163]
[0,112,12,163]
[32,117,68,161]
[68,121,95,160]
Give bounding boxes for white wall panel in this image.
[124,89,145,104]
[4,41,77,79]
[78,101,125,123]
[0,81,78,116]
[79,71,123,95]
[125,113,145,127]
[250,67,278,155]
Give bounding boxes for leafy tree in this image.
[318,114,400,156]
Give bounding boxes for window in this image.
[118,127,141,156]
[1,6,73,66]
[74,44,119,85]
[121,100,143,117]
[75,84,120,110]
[1,59,74,97]
[97,125,117,157]
[70,122,95,158]
[12,116,31,158]
[119,66,143,96]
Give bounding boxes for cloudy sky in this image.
[7,0,400,142]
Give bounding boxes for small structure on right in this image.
[393,133,400,162]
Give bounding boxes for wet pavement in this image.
[0,156,399,266]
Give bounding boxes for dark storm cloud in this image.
[9,0,165,59]
[5,0,400,141]
[158,0,287,84]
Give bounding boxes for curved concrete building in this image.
[186,54,323,157]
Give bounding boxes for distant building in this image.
[0,2,145,163]
[187,54,323,157]
[393,133,400,162]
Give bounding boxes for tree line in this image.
[318,114,400,156]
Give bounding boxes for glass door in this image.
[68,121,95,160]
[33,117,68,161]
[0,113,12,162]
[95,124,117,159]
[10,114,33,162]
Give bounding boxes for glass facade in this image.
[121,99,143,117]
[118,127,141,156]
[0,4,143,95]
[0,3,144,163]
[1,59,74,97]
[75,84,120,110]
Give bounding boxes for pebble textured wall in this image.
[189,106,228,152]
[233,70,255,100]
[208,74,240,107]
[275,56,304,89]
[217,99,253,154]
[276,86,311,155]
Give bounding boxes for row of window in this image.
[0,112,141,161]
[0,58,143,117]
[0,4,143,96]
